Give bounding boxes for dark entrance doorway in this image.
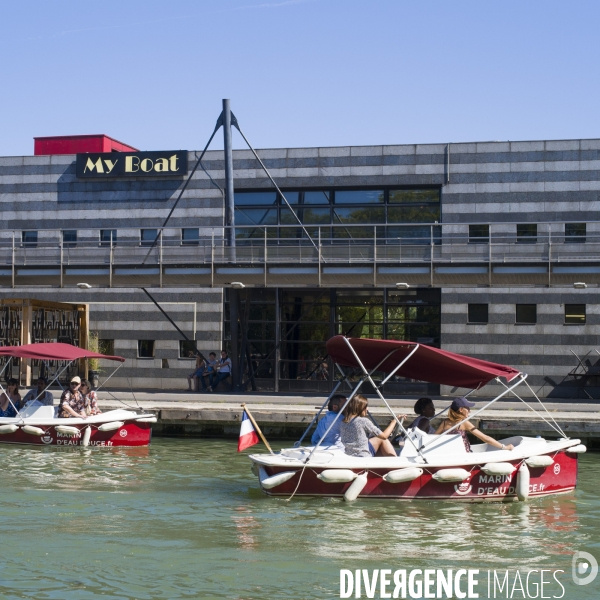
[224,287,441,394]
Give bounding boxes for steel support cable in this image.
[231,119,319,252]
[141,115,224,265]
[498,377,568,439]
[141,287,208,365]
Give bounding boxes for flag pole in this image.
[241,403,274,454]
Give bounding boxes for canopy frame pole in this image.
[304,349,400,464]
[294,376,350,448]
[24,361,76,410]
[93,363,124,393]
[340,338,428,462]
[421,373,528,449]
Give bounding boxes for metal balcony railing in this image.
[1,222,599,287]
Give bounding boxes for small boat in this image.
[249,336,586,501]
[0,342,156,447]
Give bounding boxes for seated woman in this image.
[408,397,436,433]
[0,379,21,418]
[80,379,102,416]
[58,376,87,418]
[435,397,514,452]
[340,394,406,457]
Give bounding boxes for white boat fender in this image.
[481,462,516,476]
[525,455,554,468]
[136,416,157,423]
[567,444,587,454]
[22,425,45,436]
[82,426,91,447]
[98,421,125,432]
[55,425,80,436]
[317,469,358,484]
[432,468,471,483]
[259,470,297,490]
[516,463,530,501]
[344,472,369,502]
[383,467,423,484]
[0,424,19,434]
[251,462,259,477]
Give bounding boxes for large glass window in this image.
[182,228,199,245]
[224,288,441,392]
[233,188,441,243]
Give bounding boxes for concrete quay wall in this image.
[97,393,600,447]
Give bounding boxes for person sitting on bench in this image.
[208,350,232,392]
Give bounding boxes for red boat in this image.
[249,336,586,501]
[0,343,155,447]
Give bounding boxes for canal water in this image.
[0,439,597,600]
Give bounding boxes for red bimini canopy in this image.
[0,342,125,363]
[326,336,520,389]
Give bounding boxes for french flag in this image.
[238,410,260,452]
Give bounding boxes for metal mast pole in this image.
[223,99,235,249]
[223,99,239,389]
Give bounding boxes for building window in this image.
[98,339,115,355]
[22,231,38,248]
[141,229,158,246]
[565,304,586,324]
[62,230,77,248]
[233,188,441,243]
[182,228,199,245]
[517,223,537,243]
[468,304,488,324]
[565,223,586,243]
[100,230,117,246]
[179,340,197,358]
[138,340,155,358]
[516,304,536,324]
[468,224,489,244]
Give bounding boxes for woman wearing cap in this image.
[435,397,514,452]
[58,376,87,418]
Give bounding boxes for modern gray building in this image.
[1,137,599,397]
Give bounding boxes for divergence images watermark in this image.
[339,552,598,598]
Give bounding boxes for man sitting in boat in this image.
[21,376,54,407]
[340,394,406,457]
[58,376,87,419]
[408,397,436,433]
[435,397,515,452]
[311,394,345,449]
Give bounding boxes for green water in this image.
[0,439,598,600]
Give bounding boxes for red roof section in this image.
[34,135,138,156]
[0,342,125,363]
[326,336,520,389]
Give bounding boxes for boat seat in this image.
[400,428,468,459]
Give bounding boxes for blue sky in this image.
[1,0,599,155]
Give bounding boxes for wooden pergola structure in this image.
[0,299,88,386]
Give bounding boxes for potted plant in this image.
[87,330,100,388]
